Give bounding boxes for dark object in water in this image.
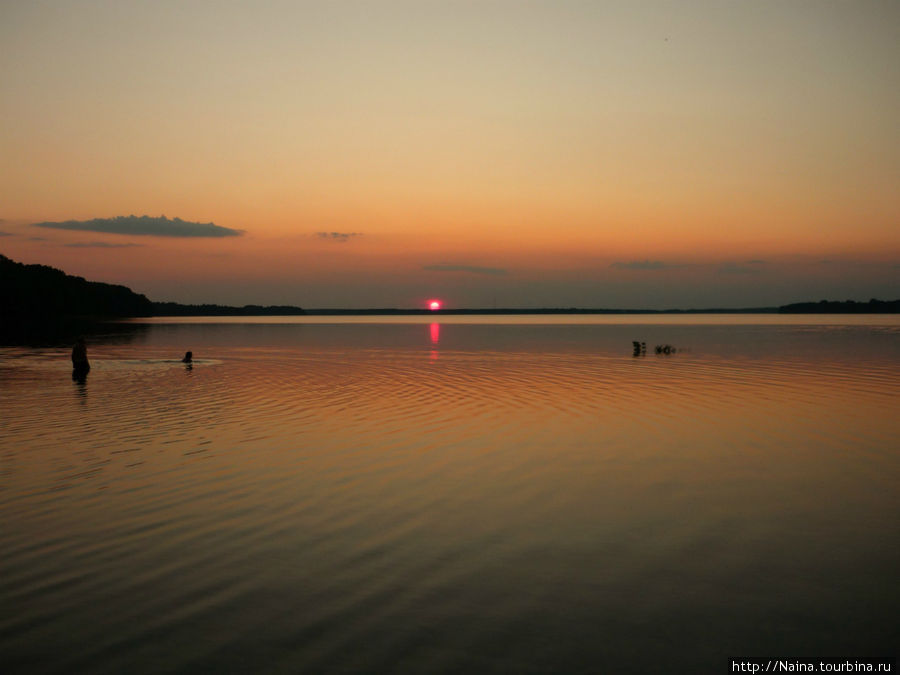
[182,351,193,364]
[632,341,647,356]
[71,337,90,382]
[655,344,676,355]
[72,337,90,370]
[71,363,90,383]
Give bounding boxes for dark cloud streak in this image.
[717,262,763,275]
[32,215,243,238]
[610,260,675,271]
[424,263,508,276]
[63,241,144,248]
[611,260,768,274]
[316,231,362,242]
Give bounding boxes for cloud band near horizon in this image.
[317,231,362,242]
[32,215,243,238]
[610,260,675,271]
[63,241,144,248]
[424,263,508,276]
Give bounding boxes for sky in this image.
[1,0,898,309]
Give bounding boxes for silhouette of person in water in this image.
[72,337,90,381]
[182,351,193,364]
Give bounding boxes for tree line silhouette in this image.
[1,254,153,317]
[2,253,897,319]
[1,254,306,318]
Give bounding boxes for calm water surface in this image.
[1,316,898,673]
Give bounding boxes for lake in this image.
[1,315,897,673]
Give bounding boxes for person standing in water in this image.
[72,337,90,378]
[182,351,193,364]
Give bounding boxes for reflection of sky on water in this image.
[1,317,897,673]
[92,316,900,371]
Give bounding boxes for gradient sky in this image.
[1,0,897,308]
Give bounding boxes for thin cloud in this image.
[63,241,144,248]
[32,215,243,238]
[814,258,894,269]
[0,231,11,237]
[610,260,675,271]
[316,231,362,242]
[717,262,763,275]
[424,263,508,276]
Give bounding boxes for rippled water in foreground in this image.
[2,316,898,673]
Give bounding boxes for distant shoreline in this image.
[286,300,900,315]
[299,307,780,315]
[3,253,898,320]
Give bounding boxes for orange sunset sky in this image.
[1,1,897,308]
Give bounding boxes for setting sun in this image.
[428,300,442,311]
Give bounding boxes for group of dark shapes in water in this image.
[68,336,676,383]
[72,335,678,380]
[71,338,193,382]
[632,341,677,357]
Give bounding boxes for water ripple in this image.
[1,329,897,673]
